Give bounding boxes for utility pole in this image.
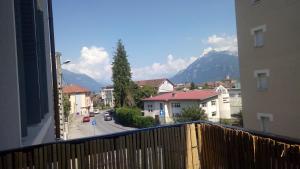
[56,52,71,140]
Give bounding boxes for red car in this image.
[82,116,90,123]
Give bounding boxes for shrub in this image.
[115,107,155,128]
[174,106,207,123]
[134,116,156,128]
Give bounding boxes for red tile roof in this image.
[135,78,174,88]
[63,84,90,94]
[143,90,218,101]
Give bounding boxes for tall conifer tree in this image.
[112,40,132,107]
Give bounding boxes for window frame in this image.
[251,25,267,48]
[254,69,270,91]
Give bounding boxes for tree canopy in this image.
[112,40,132,107]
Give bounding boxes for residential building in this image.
[143,87,231,124]
[101,86,115,108]
[235,0,300,138]
[215,85,231,119]
[229,88,242,115]
[63,84,92,115]
[0,0,56,150]
[135,78,174,93]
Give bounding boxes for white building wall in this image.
[215,86,232,119]
[144,98,220,123]
[158,80,174,93]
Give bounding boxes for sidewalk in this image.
[67,114,91,139]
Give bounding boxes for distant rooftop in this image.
[135,78,173,88]
[143,89,218,101]
[63,84,90,94]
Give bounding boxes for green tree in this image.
[63,94,71,121]
[174,106,207,123]
[190,82,197,90]
[112,40,132,107]
[135,85,157,108]
[202,82,210,89]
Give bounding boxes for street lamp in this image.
[62,60,71,65]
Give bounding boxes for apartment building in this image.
[235,0,300,138]
[101,86,115,108]
[0,0,56,150]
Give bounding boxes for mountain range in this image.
[62,51,240,91]
[62,69,104,92]
[170,51,240,83]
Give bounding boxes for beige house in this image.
[235,0,300,138]
[63,84,92,115]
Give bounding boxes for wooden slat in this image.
[126,135,132,169]
[89,141,94,169]
[76,144,82,169]
[71,144,76,169]
[153,129,159,169]
[84,142,89,169]
[34,148,39,169]
[57,144,62,169]
[80,143,85,169]
[38,147,44,169]
[98,139,103,169]
[52,144,57,169]
[5,153,13,169]
[132,133,138,169]
[93,140,97,169]
[66,144,71,169]
[43,146,48,169]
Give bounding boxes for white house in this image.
[143,90,219,123]
[135,78,174,93]
[100,86,115,108]
[63,84,93,115]
[215,85,232,119]
[228,88,242,115]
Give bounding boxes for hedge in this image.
[115,107,155,128]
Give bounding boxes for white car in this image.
[94,109,100,114]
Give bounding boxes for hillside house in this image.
[135,78,174,94]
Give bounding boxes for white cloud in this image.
[63,34,237,83]
[201,34,237,56]
[132,55,197,80]
[63,46,112,82]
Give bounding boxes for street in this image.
[68,110,135,139]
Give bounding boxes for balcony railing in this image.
[0,121,300,169]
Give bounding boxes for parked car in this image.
[82,116,90,123]
[94,109,100,114]
[89,112,95,117]
[104,114,112,121]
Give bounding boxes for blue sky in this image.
[53,0,237,83]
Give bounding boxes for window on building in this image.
[201,102,207,107]
[257,113,273,132]
[254,29,264,47]
[147,104,153,112]
[257,73,268,91]
[172,103,181,108]
[212,111,217,116]
[211,100,216,106]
